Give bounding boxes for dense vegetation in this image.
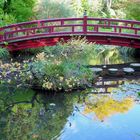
[0,0,140,26]
[0,38,95,91]
[0,1,140,139]
[0,37,129,92]
[0,0,139,91]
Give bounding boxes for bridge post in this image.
[83,10,87,34]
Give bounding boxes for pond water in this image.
[0,46,140,140]
[0,78,140,140]
[89,46,138,65]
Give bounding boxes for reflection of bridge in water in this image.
[93,71,140,94]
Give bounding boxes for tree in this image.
[36,0,73,19]
[0,0,36,26]
[125,0,140,20]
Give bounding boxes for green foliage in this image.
[0,0,35,26]
[30,37,94,91]
[118,47,135,56]
[36,0,73,19]
[10,0,35,22]
[70,0,101,17]
[0,47,9,59]
[125,1,140,20]
[70,0,140,20]
[89,45,123,65]
[0,37,96,92]
[138,92,140,96]
[0,13,16,26]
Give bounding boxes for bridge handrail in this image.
[0,18,83,30]
[1,17,140,42]
[88,17,140,24]
[1,17,140,29]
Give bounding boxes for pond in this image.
[0,45,140,140]
[0,78,140,140]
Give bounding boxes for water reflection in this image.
[0,87,78,140]
[89,46,136,65]
[0,78,140,140]
[93,75,140,94]
[83,95,134,121]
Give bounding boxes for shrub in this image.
[31,59,92,91]
[36,0,72,19]
[30,37,94,91]
[0,60,33,87]
[0,47,10,59]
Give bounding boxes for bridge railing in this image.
[0,16,140,42]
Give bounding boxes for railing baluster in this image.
[42,22,45,27]
[4,32,7,40]
[119,28,122,33]
[94,25,99,32]
[49,26,54,33]
[83,16,87,34]
[108,21,110,26]
[49,27,51,33]
[135,29,137,35]
[131,23,134,28]
[26,30,29,36]
[114,27,117,32]
[72,26,74,33]
[61,20,64,25]
[38,21,41,27]
[125,23,128,26]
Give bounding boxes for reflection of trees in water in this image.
[89,46,123,65]
[0,84,136,139]
[0,86,81,140]
[83,95,134,121]
[89,45,135,65]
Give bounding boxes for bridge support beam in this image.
[1,35,140,51]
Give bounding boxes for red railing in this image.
[0,16,140,42]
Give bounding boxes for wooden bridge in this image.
[0,16,140,51]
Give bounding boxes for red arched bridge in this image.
[0,16,140,51]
